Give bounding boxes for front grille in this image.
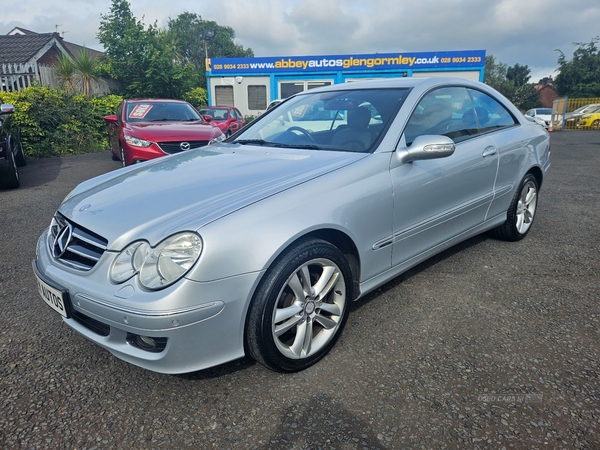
[48,213,108,271]
[72,310,110,336]
[157,141,209,154]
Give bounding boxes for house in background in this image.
[0,27,111,94]
[535,76,559,108]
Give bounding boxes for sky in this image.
[2,0,599,83]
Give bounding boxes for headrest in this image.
[348,106,371,128]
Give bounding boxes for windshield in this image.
[232,88,408,152]
[199,107,229,120]
[536,108,552,115]
[126,102,203,123]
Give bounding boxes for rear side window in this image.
[404,86,517,145]
[404,87,472,145]
[467,89,516,133]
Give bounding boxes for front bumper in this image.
[34,229,261,374]
[124,143,168,165]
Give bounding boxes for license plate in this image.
[33,263,70,318]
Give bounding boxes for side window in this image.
[404,87,473,145]
[468,89,516,132]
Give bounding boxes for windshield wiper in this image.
[271,143,323,150]
[232,139,272,146]
[231,139,322,150]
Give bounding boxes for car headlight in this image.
[124,134,152,148]
[110,232,203,290]
[208,133,226,145]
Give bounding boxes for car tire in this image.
[14,129,26,167]
[592,120,600,130]
[0,142,20,189]
[246,239,352,372]
[492,173,538,241]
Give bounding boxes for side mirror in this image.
[104,114,118,124]
[0,104,15,115]
[397,135,455,164]
[204,115,213,122]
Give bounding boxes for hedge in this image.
[0,87,122,158]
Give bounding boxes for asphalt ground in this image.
[0,131,598,449]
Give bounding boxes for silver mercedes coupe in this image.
[34,77,550,373]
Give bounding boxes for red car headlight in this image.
[124,134,152,148]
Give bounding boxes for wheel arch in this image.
[302,228,361,300]
[527,165,544,190]
[247,228,362,309]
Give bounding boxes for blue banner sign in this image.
[209,50,485,74]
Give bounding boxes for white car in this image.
[525,108,552,128]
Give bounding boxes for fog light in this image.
[136,335,157,350]
[126,333,168,353]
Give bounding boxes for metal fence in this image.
[552,97,600,130]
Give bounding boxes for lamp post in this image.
[203,30,215,61]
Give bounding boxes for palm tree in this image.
[72,48,99,99]
[54,53,76,94]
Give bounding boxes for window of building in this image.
[215,86,234,106]
[248,85,267,110]
[279,80,333,99]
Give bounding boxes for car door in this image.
[106,102,123,153]
[390,86,499,266]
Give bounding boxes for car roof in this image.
[125,99,189,104]
[308,76,478,90]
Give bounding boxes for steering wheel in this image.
[283,126,315,142]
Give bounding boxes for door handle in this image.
[482,146,497,157]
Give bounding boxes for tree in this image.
[97,0,148,96]
[506,63,530,87]
[72,48,99,99]
[485,55,514,95]
[554,37,600,97]
[97,0,199,98]
[484,55,540,110]
[53,53,76,94]
[53,48,101,98]
[167,12,254,87]
[505,63,540,111]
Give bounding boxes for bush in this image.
[0,87,122,158]
[183,87,208,109]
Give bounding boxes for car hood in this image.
[125,121,222,140]
[59,145,366,249]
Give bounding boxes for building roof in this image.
[0,30,103,65]
[0,33,59,64]
[8,27,38,35]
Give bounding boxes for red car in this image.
[198,106,245,137]
[105,99,225,167]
